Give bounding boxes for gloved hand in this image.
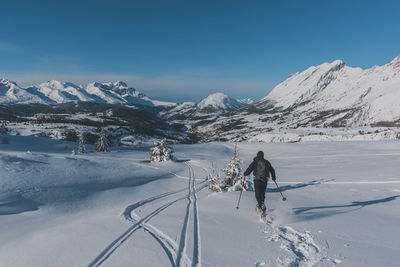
[272,177,276,181]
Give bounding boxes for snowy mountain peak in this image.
[113,81,128,88]
[100,81,129,91]
[262,59,352,109]
[197,92,244,111]
[329,60,345,71]
[159,92,251,126]
[391,55,400,62]
[389,55,400,69]
[0,78,17,87]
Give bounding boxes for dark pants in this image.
[254,179,267,208]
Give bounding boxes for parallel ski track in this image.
[177,163,202,267]
[88,162,207,267]
[176,164,193,267]
[188,163,201,267]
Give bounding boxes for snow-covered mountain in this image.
[160,93,252,128]
[194,56,400,141]
[0,79,176,107]
[263,56,400,124]
[1,78,46,104]
[197,92,247,111]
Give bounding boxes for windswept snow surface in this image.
[1,136,400,266]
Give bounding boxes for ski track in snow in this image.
[88,162,207,267]
[176,164,193,267]
[188,163,201,267]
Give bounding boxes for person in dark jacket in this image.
[244,151,276,215]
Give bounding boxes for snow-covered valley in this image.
[1,136,399,266]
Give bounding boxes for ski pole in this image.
[273,180,287,201]
[236,176,246,209]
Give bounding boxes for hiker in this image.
[244,151,276,215]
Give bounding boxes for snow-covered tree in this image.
[208,163,222,193]
[78,132,87,154]
[96,129,110,152]
[222,144,243,190]
[150,139,173,162]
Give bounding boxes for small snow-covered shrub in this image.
[96,129,110,152]
[150,139,173,162]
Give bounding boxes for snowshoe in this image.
[256,204,272,224]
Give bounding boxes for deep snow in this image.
[1,136,400,266]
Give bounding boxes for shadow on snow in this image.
[0,195,42,215]
[267,179,333,193]
[293,195,400,221]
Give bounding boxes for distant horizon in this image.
[2,0,400,102]
[3,55,399,103]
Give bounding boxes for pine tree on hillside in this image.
[96,129,110,152]
[78,132,87,154]
[222,144,243,189]
[150,139,173,162]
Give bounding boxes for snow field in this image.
[1,137,400,266]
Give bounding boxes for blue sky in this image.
[1,0,400,102]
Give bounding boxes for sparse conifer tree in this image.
[78,132,87,154]
[96,129,110,152]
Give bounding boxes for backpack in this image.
[255,160,267,181]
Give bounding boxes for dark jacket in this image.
[244,151,276,181]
